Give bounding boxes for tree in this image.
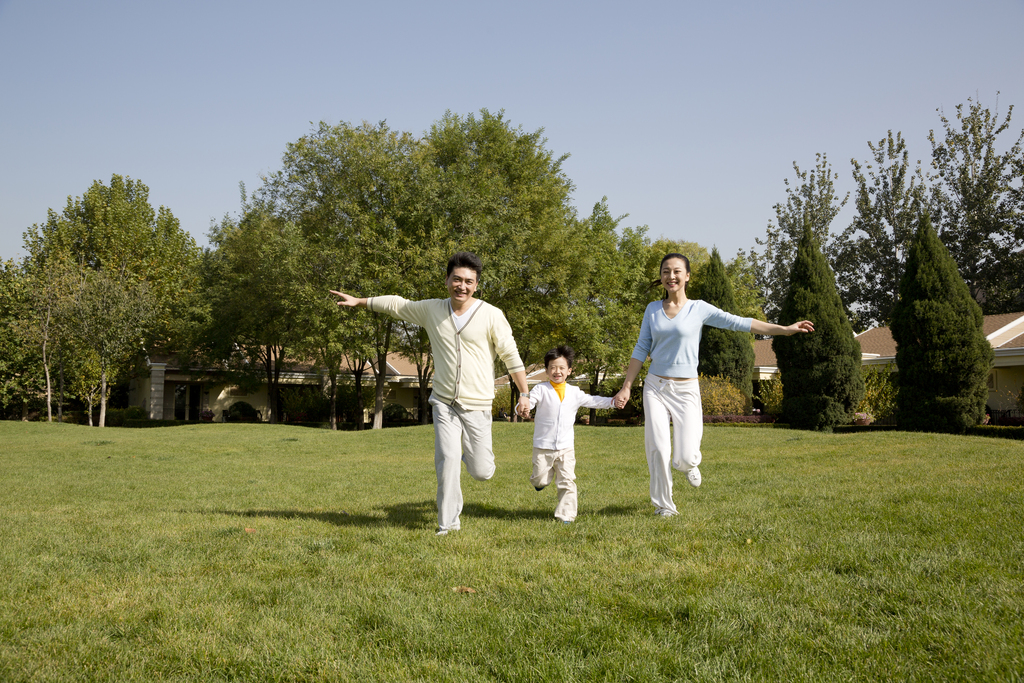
[559,200,651,424]
[889,213,992,433]
[834,131,926,330]
[691,248,755,409]
[262,121,427,429]
[423,109,578,416]
[0,260,44,419]
[206,208,304,424]
[63,269,154,427]
[773,222,863,431]
[394,320,433,424]
[928,97,1024,314]
[23,174,202,353]
[752,154,849,321]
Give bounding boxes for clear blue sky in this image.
[2,0,1022,264]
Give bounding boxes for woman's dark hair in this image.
[649,253,691,298]
[660,252,690,274]
[544,345,575,370]
[447,252,483,279]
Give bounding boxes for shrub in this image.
[693,248,755,410]
[492,384,513,419]
[890,214,992,433]
[698,374,745,415]
[383,402,411,423]
[774,223,864,431]
[281,387,330,423]
[758,377,784,416]
[857,364,897,422]
[227,401,260,422]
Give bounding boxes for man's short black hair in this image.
[544,345,574,370]
[447,252,483,279]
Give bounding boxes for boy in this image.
[527,346,615,524]
[331,252,531,536]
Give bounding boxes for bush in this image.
[774,224,863,431]
[227,401,260,422]
[698,374,745,415]
[758,377,784,416]
[890,214,991,433]
[383,402,412,423]
[857,364,897,422]
[281,387,330,423]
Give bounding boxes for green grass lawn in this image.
[1,421,1021,682]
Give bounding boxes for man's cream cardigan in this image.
[366,296,525,411]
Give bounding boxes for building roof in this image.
[855,326,897,357]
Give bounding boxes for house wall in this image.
[989,367,1024,410]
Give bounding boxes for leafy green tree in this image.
[834,131,926,330]
[559,200,651,424]
[773,222,863,431]
[691,248,755,409]
[928,97,1024,313]
[752,154,849,320]
[889,213,992,433]
[206,209,304,424]
[394,320,433,424]
[63,269,154,427]
[423,109,578,416]
[23,174,202,353]
[0,260,44,419]
[263,121,427,429]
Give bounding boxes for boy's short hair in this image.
[447,252,483,279]
[544,345,574,369]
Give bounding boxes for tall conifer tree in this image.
[695,248,754,409]
[773,222,863,430]
[889,214,992,433]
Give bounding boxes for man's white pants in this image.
[430,397,495,531]
[643,376,702,515]
[531,447,577,522]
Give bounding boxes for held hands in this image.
[613,386,631,410]
[516,395,531,419]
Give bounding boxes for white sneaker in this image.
[686,467,702,488]
[435,529,448,536]
[656,509,677,517]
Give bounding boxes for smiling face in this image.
[660,257,690,294]
[446,267,478,305]
[545,356,571,384]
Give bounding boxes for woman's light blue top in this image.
[630,299,752,378]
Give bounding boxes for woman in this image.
[613,253,813,517]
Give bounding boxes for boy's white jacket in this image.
[528,381,615,450]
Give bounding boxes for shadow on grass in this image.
[206,499,645,531]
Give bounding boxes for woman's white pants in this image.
[643,376,703,515]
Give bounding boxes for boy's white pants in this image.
[430,397,496,532]
[643,376,703,515]
[531,447,577,522]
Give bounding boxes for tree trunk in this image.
[372,349,387,430]
[98,366,107,428]
[418,368,432,424]
[589,368,603,426]
[509,374,519,423]
[87,393,94,427]
[353,367,365,430]
[57,354,65,424]
[328,372,338,431]
[42,317,52,422]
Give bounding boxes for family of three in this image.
[330,251,813,535]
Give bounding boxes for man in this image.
[331,252,530,535]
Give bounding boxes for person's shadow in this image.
[207,500,642,531]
